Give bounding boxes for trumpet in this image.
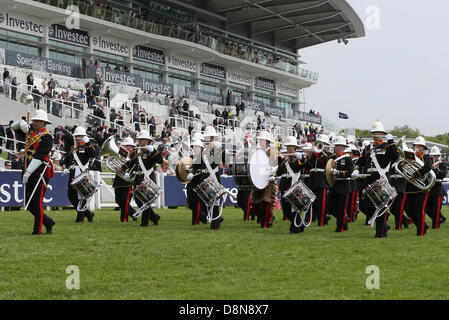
[392,136,436,191]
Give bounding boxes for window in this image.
[135,68,161,82]
[200,82,221,95]
[168,75,192,88]
[254,95,273,106]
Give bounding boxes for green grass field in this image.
[1,206,449,300]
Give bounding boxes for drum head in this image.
[176,157,193,184]
[249,148,271,190]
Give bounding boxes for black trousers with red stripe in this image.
[25,170,54,234]
[406,192,429,236]
[237,189,252,221]
[281,198,303,232]
[312,187,328,226]
[427,194,444,229]
[360,197,390,237]
[187,188,207,225]
[115,186,136,222]
[67,183,95,222]
[389,192,409,229]
[255,201,274,229]
[134,196,159,227]
[329,192,349,232]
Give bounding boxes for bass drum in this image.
[248,148,271,190]
[232,148,253,190]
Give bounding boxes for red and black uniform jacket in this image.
[24,127,54,179]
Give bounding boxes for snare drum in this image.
[363,176,397,210]
[70,171,99,198]
[282,180,316,212]
[133,178,162,207]
[193,175,226,207]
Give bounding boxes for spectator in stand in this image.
[94,104,106,120]
[10,76,18,101]
[114,65,120,71]
[94,61,99,68]
[182,100,189,116]
[4,75,11,98]
[31,86,41,109]
[41,77,48,92]
[11,151,24,170]
[86,83,93,109]
[215,108,221,117]
[42,89,52,113]
[26,72,34,91]
[93,126,105,146]
[2,68,9,81]
[3,160,12,170]
[104,86,110,108]
[48,78,56,91]
[109,108,118,124]
[51,150,63,171]
[149,116,156,137]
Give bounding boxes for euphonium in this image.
[100,136,135,183]
[392,136,436,191]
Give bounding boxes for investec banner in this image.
[0,171,70,207]
[133,45,165,65]
[0,12,44,37]
[277,83,298,97]
[90,66,173,95]
[200,62,225,80]
[186,87,223,105]
[6,51,82,78]
[255,77,275,91]
[167,55,197,73]
[91,34,130,57]
[227,70,253,87]
[48,24,89,47]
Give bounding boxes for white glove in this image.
[62,168,70,176]
[22,171,31,184]
[268,176,276,182]
[332,169,339,176]
[145,145,154,153]
[214,141,222,149]
[124,173,131,181]
[186,173,194,181]
[351,170,359,178]
[295,152,303,161]
[83,136,90,144]
[386,134,393,141]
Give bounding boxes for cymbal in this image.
[325,159,337,187]
[176,156,193,184]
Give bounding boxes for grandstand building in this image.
[0,0,365,140]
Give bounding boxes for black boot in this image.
[75,212,84,223]
[46,220,55,234]
[87,212,95,223]
[150,212,160,226]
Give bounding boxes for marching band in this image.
[17,110,448,238]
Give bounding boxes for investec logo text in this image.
[0,13,44,35]
[92,36,129,55]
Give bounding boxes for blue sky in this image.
[299,0,449,136]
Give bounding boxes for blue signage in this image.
[0,171,71,207]
[164,176,238,207]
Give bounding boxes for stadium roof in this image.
[154,0,365,53]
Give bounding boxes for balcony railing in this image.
[33,0,318,82]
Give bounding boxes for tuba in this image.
[100,136,135,183]
[392,136,436,191]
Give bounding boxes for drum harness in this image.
[73,151,98,212]
[202,153,227,223]
[131,155,157,219]
[284,158,313,228]
[366,149,396,226]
